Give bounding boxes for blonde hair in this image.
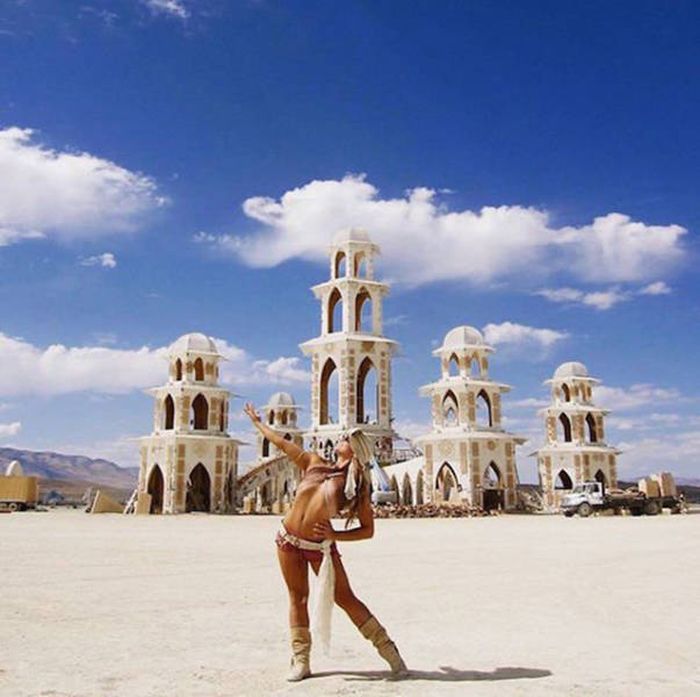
[344,428,374,527]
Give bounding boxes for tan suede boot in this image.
[358,616,407,675]
[286,626,311,682]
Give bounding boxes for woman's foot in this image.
[358,616,408,675]
[286,627,312,682]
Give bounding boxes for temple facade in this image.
[299,229,399,463]
[534,361,619,509]
[137,333,240,514]
[409,325,526,511]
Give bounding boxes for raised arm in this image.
[243,402,314,471]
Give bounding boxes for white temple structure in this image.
[534,361,619,509]
[257,392,303,460]
[299,229,398,463]
[137,333,240,514]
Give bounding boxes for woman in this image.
[243,402,407,682]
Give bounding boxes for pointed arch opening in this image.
[163,394,175,430]
[447,353,460,376]
[415,469,425,505]
[323,439,335,461]
[555,469,573,490]
[175,358,183,381]
[558,413,572,442]
[147,465,164,514]
[354,252,368,278]
[328,288,343,333]
[470,356,481,377]
[483,462,502,488]
[191,393,209,430]
[586,413,598,443]
[442,389,459,426]
[219,404,226,432]
[194,357,205,382]
[320,358,339,425]
[436,462,458,503]
[186,463,211,512]
[267,410,275,425]
[355,287,372,333]
[595,469,607,488]
[402,473,413,506]
[262,437,270,458]
[356,357,378,424]
[562,383,571,402]
[280,410,288,425]
[334,251,347,278]
[476,390,493,427]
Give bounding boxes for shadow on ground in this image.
[312,666,552,682]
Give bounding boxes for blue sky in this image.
[0,0,698,481]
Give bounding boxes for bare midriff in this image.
[282,458,349,540]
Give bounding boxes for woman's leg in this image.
[277,546,310,627]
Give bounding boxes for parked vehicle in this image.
[561,480,680,517]
[0,476,39,511]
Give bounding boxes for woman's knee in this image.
[288,589,309,607]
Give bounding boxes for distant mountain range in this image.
[0,447,138,490]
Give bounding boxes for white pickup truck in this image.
[561,481,680,517]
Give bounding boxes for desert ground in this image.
[1,510,699,697]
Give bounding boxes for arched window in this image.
[356,357,378,424]
[283,433,292,441]
[470,356,481,377]
[562,384,571,402]
[436,463,458,502]
[328,288,342,333]
[191,394,209,430]
[447,353,459,376]
[354,252,368,278]
[415,470,425,505]
[355,288,372,332]
[595,469,607,488]
[484,462,502,488]
[147,464,164,514]
[323,439,334,461]
[175,358,183,381]
[320,359,339,425]
[219,403,226,432]
[476,390,492,427]
[442,390,458,426]
[558,413,572,442]
[334,251,347,278]
[586,413,598,443]
[280,411,288,425]
[262,438,270,458]
[193,358,205,382]
[402,474,413,506]
[555,470,573,490]
[268,410,275,425]
[186,463,211,513]
[163,394,175,430]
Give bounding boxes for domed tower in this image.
[138,333,240,514]
[414,326,526,511]
[534,361,619,509]
[257,392,303,460]
[299,229,399,462]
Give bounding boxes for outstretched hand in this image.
[243,402,261,425]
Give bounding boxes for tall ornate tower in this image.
[257,392,304,460]
[299,229,398,462]
[138,333,239,514]
[414,326,526,510]
[535,361,619,509]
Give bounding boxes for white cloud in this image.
[0,421,21,437]
[535,286,630,310]
[616,429,700,479]
[0,333,309,398]
[204,175,686,287]
[0,127,166,245]
[80,252,117,269]
[482,321,569,351]
[142,0,189,19]
[595,384,681,411]
[639,281,672,296]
